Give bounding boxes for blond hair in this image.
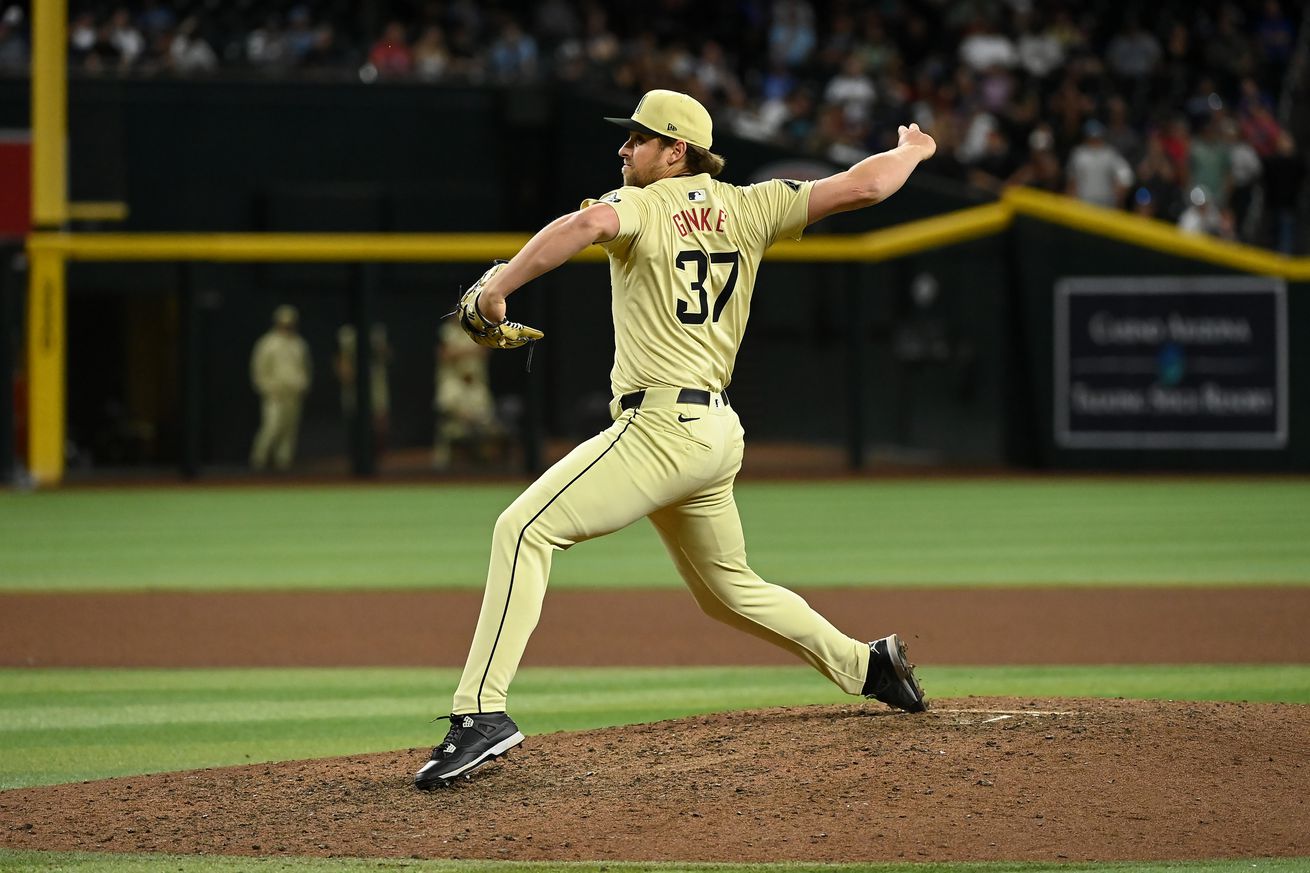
[686,144,727,178]
[660,136,727,178]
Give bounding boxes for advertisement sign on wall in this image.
[1055,276,1287,449]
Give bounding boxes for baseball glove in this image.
[455,260,544,350]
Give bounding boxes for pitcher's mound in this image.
[2,697,1306,863]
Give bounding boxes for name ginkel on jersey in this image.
[672,206,728,237]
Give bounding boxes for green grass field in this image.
[2,479,1307,872]
[1,480,1308,590]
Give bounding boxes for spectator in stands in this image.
[957,104,1000,167]
[815,10,857,76]
[1104,95,1143,166]
[167,15,216,75]
[958,15,1018,73]
[854,13,899,77]
[1224,117,1263,238]
[1178,185,1234,239]
[487,16,538,82]
[1158,20,1200,108]
[824,55,877,124]
[1189,117,1234,209]
[1134,132,1186,222]
[778,87,818,148]
[247,14,292,72]
[136,0,176,38]
[533,0,580,54]
[284,5,316,64]
[300,21,347,72]
[412,25,450,81]
[579,4,620,69]
[444,18,484,80]
[107,7,144,70]
[1260,131,1305,254]
[1205,5,1257,85]
[1105,16,1161,83]
[976,60,1016,116]
[767,0,816,69]
[368,20,413,78]
[1156,115,1192,188]
[895,12,936,73]
[1255,0,1296,81]
[0,6,28,72]
[694,40,745,108]
[1237,78,1284,157]
[69,11,97,64]
[1183,76,1225,131]
[1066,119,1134,209]
[1046,70,1096,155]
[966,126,1018,194]
[1015,12,1064,79]
[1007,126,1064,193]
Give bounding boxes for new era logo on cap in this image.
[603,89,713,150]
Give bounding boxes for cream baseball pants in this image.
[452,388,870,714]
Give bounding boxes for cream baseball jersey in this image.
[582,174,815,396]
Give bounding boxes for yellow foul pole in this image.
[28,0,68,485]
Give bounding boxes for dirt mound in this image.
[2,697,1306,863]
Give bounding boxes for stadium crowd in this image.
[1,0,1305,251]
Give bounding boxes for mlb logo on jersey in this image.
[688,190,706,202]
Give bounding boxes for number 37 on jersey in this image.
[674,249,740,325]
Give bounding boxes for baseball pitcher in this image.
[417,89,936,789]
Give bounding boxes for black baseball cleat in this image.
[414,712,525,789]
[863,634,928,712]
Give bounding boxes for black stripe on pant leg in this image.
[475,412,641,712]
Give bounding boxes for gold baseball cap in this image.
[604,89,713,150]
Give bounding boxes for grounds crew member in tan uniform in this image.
[416,90,937,789]
[250,304,312,471]
[433,319,500,469]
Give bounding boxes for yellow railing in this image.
[1002,187,1310,281]
[23,204,1013,264]
[27,189,1310,277]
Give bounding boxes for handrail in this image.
[1001,187,1310,281]
[24,188,1310,280]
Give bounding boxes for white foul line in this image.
[934,709,1077,717]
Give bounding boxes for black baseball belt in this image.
[619,388,729,411]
